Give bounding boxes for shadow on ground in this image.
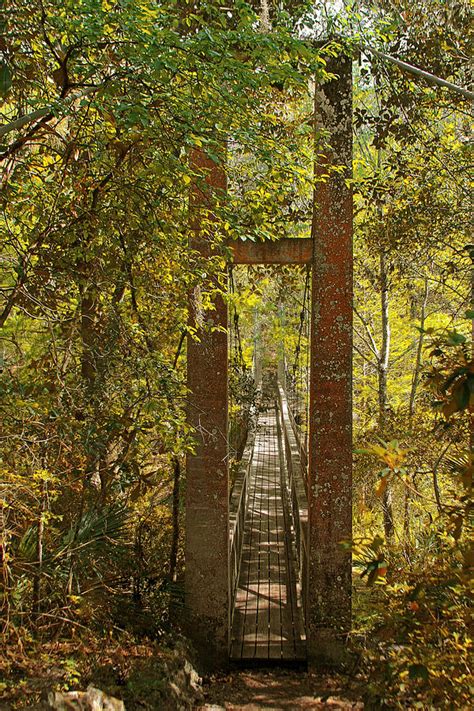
[199,668,364,710]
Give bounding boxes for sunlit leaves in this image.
[424,326,474,419]
[357,438,409,497]
[341,534,387,585]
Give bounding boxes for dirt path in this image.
[198,668,364,710]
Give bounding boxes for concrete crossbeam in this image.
[229,237,313,265]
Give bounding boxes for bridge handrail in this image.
[286,404,308,492]
[228,426,255,619]
[283,375,308,494]
[277,383,309,621]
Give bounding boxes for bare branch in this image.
[363,45,474,101]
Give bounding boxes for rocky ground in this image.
[198,667,365,710]
[1,637,368,710]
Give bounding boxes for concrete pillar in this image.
[307,53,353,665]
[186,149,229,666]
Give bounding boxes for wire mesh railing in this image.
[228,268,257,616]
[282,266,310,483]
[228,268,257,468]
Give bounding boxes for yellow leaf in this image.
[376,476,388,497]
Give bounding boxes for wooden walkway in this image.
[230,406,306,661]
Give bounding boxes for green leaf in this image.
[447,331,467,346]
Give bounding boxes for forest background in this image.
[0,1,472,708]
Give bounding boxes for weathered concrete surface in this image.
[230,237,313,265]
[186,148,229,667]
[308,54,353,666]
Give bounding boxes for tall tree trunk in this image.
[168,456,181,583]
[80,283,99,386]
[32,479,46,617]
[405,276,429,544]
[409,276,429,421]
[0,500,10,626]
[378,249,395,540]
[470,251,474,451]
[259,0,271,31]
[79,278,111,502]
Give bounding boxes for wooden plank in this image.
[270,413,283,660]
[230,406,307,662]
[229,237,313,265]
[240,445,259,660]
[269,427,284,660]
[255,424,270,659]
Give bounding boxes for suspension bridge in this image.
[229,386,308,661]
[185,52,353,668]
[227,268,310,661]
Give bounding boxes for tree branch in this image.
[0,84,103,137]
[354,305,380,360]
[362,44,474,101]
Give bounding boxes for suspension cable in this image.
[291,267,310,378]
[229,267,246,372]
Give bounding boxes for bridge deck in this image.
[230,406,306,661]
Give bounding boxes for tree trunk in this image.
[259,0,271,31]
[168,456,181,583]
[0,501,10,625]
[405,276,429,545]
[80,283,99,386]
[470,254,474,451]
[79,278,112,502]
[409,276,429,420]
[32,480,46,617]
[378,249,395,540]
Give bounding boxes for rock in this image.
[48,686,125,711]
[184,659,201,693]
[162,643,204,710]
